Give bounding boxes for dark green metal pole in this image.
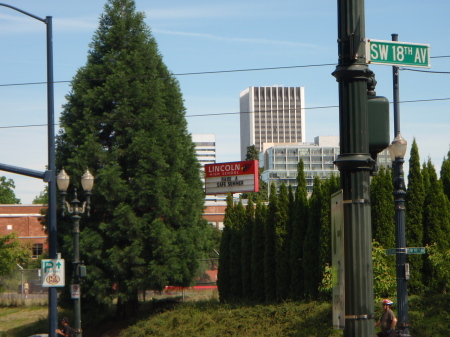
[72,211,82,337]
[333,1,375,336]
[66,190,83,337]
[393,155,410,336]
[392,33,410,337]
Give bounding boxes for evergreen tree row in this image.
[219,139,450,303]
[372,138,450,295]
[218,160,340,302]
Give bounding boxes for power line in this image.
[1,56,449,88]
[0,63,337,88]
[401,68,450,74]
[2,96,450,130]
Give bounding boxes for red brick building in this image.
[202,201,227,230]
[0,204,47,258]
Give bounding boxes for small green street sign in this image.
[407,247,426,254]
[386,247,426,255]
[386,248,404,255]
[366,40,430,68]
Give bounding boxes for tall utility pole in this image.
[332,1,375,336]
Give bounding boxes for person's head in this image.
[382,299,394,309]
[61,317,69,325]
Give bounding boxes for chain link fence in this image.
[0,269,48,305]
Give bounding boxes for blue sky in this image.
[1,0,450,203]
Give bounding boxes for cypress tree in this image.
[423,159,450,292]
[370,167,395,249]
[218,194,234,302]
[275,182,290,300]
[229,200,245,300]
[56,0,212,317]
[242,145,268,202]
[422,162,431,193]
[285,185,295,296]
[290,159,308,300]
[440,149,450,200]
[251,201,267,302]
[405,138,425,294]
[423,160,450,250]
[303,176,323,299]
[241,198,254,300]
[264,183,278,302]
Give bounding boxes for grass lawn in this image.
[0,306,47,333]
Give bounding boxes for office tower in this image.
[240,86,305,160]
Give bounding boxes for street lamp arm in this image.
[62,200,89,217]
[63,200,75,215]
[0,162,47,180]
[0,3,45,22]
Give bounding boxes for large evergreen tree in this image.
[405,139,425,294]
[56,0,211,318]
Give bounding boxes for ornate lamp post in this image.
[56,169,94,337]
[389,133,410,337]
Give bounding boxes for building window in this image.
[32,243,44,259]
[7,225,12,230]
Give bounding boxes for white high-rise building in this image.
[240,86,306,160]
[192,134,225,202]
[192,134,216,167]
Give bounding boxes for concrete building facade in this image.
[261,136,340,194]
[240,86,305,160]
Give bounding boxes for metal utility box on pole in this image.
[332,0,375,336]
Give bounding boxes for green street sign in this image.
[386,247,426,255]
[367,40,430,68]
[407,247,426,254]
[386,248,405,255]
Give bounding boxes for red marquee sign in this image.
[204,160,259,195]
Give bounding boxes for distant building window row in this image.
[195,142,215,146]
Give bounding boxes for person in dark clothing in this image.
[56,317,75,337]
[375,299,397,337]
